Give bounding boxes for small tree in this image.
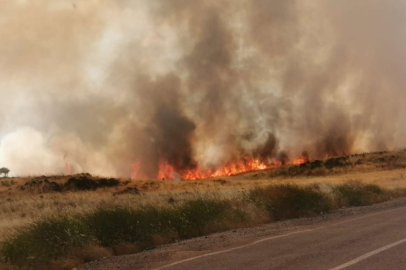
[0,167,10,178]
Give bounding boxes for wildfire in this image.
[132,153,310,180]
[293,151,310,165]
[292,157,307,165]
[133,157,283,180]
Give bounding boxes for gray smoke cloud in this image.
[1,0,405,178]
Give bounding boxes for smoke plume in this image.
[1,0,406,178]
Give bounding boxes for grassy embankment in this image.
[1,150,406,269]
[1,181,405,270]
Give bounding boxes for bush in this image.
[333,181,387,206]
[64,176,120,191]
[84,198,244,245]
[324,157,350,169]
[171,199,240,238]
[276,157,351,178]
[83,206,173,246]
[1,217,90,266]
[248,184,332,221]
[0,198,246,267]
[280,160,325,177]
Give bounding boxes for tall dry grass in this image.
[2,181,404,270]
[1,150,406,269]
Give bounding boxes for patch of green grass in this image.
[248,184,332,221]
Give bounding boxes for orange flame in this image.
[292,157,307,165]
[132,157,283,180]
[132,153,311,181]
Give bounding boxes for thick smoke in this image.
[1,0,406,177]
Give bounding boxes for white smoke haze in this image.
[0,128,63,175]
[1,0,406,177]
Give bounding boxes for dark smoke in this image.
[1,0,406,177]
[142,74,197,177]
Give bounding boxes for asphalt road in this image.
[81,200,406,270]
[154,206,406,270]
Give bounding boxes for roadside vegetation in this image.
[2,150,406,269]
[1,181,405,270]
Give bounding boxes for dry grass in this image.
[0,150,406,269]
[1,182,401,269]
[1,150,406,241]
[230,150,406,189]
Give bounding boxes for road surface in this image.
[81,199,406,270]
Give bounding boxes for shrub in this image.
[333,181,387,206]
[0,167,10,178]
[1,217,90,266]
[277,157,352,178]
[281,160,325,177]
[171,199,239,238]
[65,176,119,191]
[84,198,243,246]
[248,184,332,221]
[0,197,248,267]
[302,160,324,170]
[83,206,173,246]
[324,157,350,169]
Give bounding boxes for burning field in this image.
[1,150,406,270]
[1,2,406,269]
[2,1,406,269]
[132,154,309,180]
